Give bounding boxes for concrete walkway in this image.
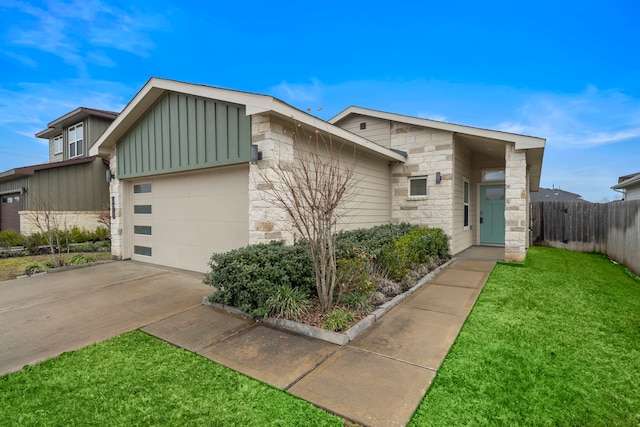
[143,246,502,427]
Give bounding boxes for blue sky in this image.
[0,0,638,202]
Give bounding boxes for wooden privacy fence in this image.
[530,200,640,275]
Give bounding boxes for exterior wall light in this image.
[250,144,263,163]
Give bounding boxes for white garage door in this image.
[130,165,249,272]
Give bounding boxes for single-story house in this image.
[90,78,546,273]
[612,172,640,201]
[0,108,116,234]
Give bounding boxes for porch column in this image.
[505,143,528,261]
[108,147,123,260]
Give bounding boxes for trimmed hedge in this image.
[204,241,314,317]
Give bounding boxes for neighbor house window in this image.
[463,177,470,229]
[53,135,63,154]
[482,169,505,181]
[409,176,428,197]
[68,122,84,158]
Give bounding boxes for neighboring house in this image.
[90,78,545,272]
[612,172,640,201]
[530,187,585,202]
[0,108,117,234]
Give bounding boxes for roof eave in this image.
[330,106,546,150]
[612,173,640,190]
[91,78,406,163]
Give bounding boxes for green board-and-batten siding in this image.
[117,92,251,179]
[26,159,109,211]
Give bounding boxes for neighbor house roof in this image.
[530,187,585,202]
[612,172,640,190]
[329,106,546,191]
[89,78,407,162]
[0,157,97,184]
[36,107,119,139]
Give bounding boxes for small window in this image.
[360,122,367,130]
[134,246,152,256]
[68,122,84,158]
[409,176,428,197]
[134,225,152,235]
[485,187,505,201]
[2,197,12,203]
[463,178,470,229]
[53,135,63,154]
[483,170,505,182]
[134,205,152,214]
[133,183,152,194]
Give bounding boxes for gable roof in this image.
[36,107,119,139]
[89,78,406,162]
[330,106,546,191]
[612,172,640,190]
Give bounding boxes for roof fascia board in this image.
[91,78,406,162]
[330,106,546,150]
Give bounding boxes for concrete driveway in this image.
[0,261,210,376]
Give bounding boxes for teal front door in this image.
[480,185,505,245]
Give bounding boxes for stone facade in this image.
[108,148,123,260]
[19,211,106,236]
[389,122,455,241]
[504,143,528,261]
[248,114,295,244]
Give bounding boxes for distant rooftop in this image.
[530,187,585,202]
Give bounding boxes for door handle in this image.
[480,217,484,224]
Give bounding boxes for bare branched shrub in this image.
[259,121,357,311]
[25,194,76,267]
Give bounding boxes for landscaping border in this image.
[203,257,455,345]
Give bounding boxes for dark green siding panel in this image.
[0,177,28,194]
[117,92,250,179]
[196,98,206,164]
[27,159,108,211]
[216,104,228,162]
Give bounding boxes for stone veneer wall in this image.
[19,211,106,236]
[248,114,295,244]
[108,148,123,260]
[389,122,455,244]
[504,143,528,261]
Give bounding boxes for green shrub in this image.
[380,227,450,281]
[204,241,314,317]
[342,291,373,314]
[265,285,311,321]
[0,230,24,248]
[23,262,47,275]
[24,232,47,252]
[335,223,418,260]
[69,226,110,243]
[335,257,375,305]
[323,308,356,332]
[68,254,95,265]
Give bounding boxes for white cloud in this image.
[495,86,640,148]
[271,78,324,106]
[1,0,168,71]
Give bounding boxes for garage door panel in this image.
[130,166,249,272]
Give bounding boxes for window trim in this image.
[53,134,63,155]
[463,177,470,230]
[408,176,428,198]
[68,122,84,159]
[482,169,505,182]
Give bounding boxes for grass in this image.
[0,252,112,282]
[410,247,640,426]
[0,330,342,426]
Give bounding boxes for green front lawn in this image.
[410,247,640,426]
[0,331,341,426]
